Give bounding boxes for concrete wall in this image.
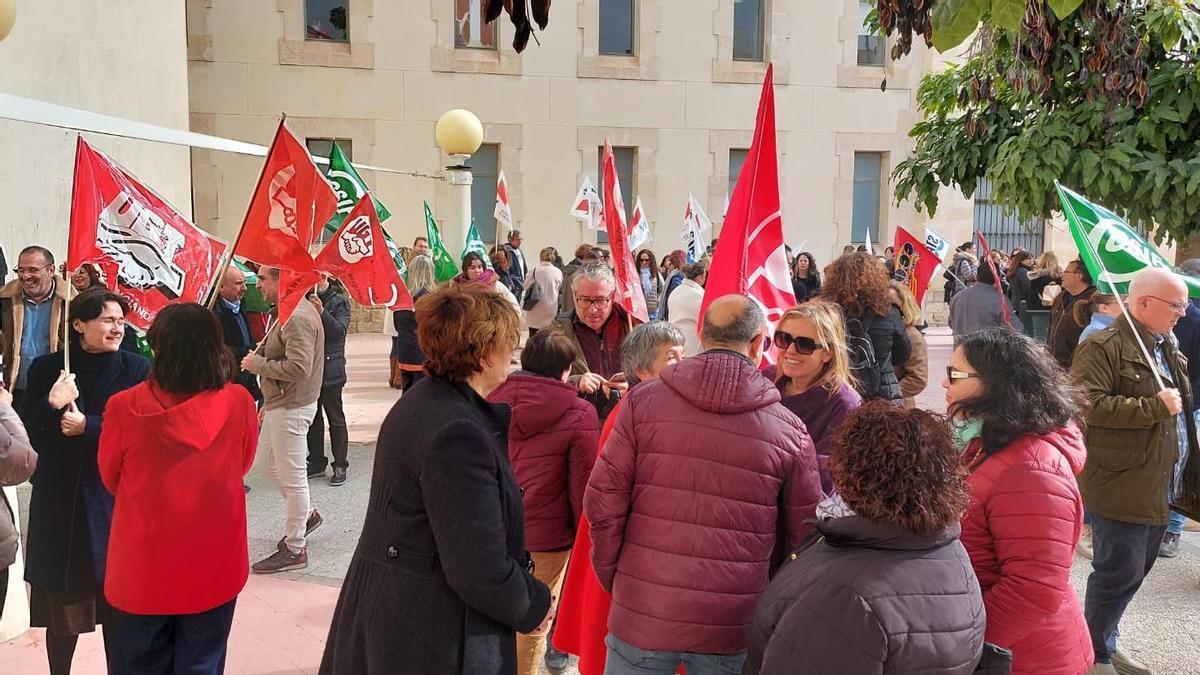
[186,0,941,267]
[0,0,193,266]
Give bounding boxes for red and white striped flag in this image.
[602,138,649,324]
[494,169,513,240]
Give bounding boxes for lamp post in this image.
[434,109,484,263]
[0,0,16,42]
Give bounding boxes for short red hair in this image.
[416,286,520,382]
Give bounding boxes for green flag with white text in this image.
[322,143,405,271]
[424,201,459,283]
[1056,183,1200,297]
[462,220,492,269]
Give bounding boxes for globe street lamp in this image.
[0,0,16,42]
[434,109,483,264]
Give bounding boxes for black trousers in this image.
[1084,513,1168,663]
[108,598,237,675]
[307,384,348,472]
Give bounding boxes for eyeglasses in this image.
[94,317,126,329]
[13,265,53,275]
[946,366,980,381]
[575,296,613,309]
[773,331,825,355]
[1147,295,1189,314]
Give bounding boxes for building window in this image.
[733,0,765,61]
[306,0,348,41]
[851,152,883,245]
[454,0,497,49]
[856,1,884,66]
[596,146,636,244]
[305,138,353,163]
[973,178,1046,255]
[470,144,501,244]
[599,0,635,56]
[728,148,749,200]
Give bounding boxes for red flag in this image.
[314,196,415,311]
[974,230,1012,326]
[892,226,940,305]
[699,65,795,359]
[275,268,323,328]
[235,118,337,272]
[601,138,649,324]
[68,137,228,331]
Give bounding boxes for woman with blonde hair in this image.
[889,282,929,409]
[393,255,437,392]
[523,247,564,337]
[765,300,862,493]
[1028,250,1063,309]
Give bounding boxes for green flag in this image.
[462,220,492,269]
[322,143,406,272]
[424,201,460,283]
[1056,183,1200,297]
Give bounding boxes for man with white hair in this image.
[1070,267,1199,675]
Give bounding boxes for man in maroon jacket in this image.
[584,294,823,674]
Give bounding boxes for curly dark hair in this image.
[953,328,1086,458]
[792,251,821,285]
[821,252,891,317]
[829,401,970,535]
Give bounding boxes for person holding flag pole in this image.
[1059,184,1198,674]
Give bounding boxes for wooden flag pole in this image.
[61,267,72,376]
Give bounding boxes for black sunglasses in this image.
[773,331,825,355]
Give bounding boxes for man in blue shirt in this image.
[1,246,71,407]
[211,267,263,405]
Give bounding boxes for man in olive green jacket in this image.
[1070,268,1200,672]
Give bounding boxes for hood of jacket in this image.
[117,383,238,453]
[953,251,978,265]
[489,371,585,440]
[818,515,961,552]
[1031,423,1088,477]
[658,350,780,415]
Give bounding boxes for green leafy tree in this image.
[878,0,1200,242]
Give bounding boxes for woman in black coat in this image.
[321,285,551,675]
[22,290,150,675]
[822,252,911,402]
[744,403,985,674]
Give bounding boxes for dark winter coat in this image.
[212,299,264,404]
[790,275,821,303]
[744,516,985,675]
[22,347,150,594]
[1007,266,1032,311]
[847,307,911,402]
[1174,302,1200,412]
[1047,286,1095,369]
[489,372,600,551]
[316,285,351,387]
[961,425,1093,674]
[319,376,551,675]
[393,288,429,367]
[584,350,823,655]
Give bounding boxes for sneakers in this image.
[307,467,326,479]
[1159,531,1181,558]
[330,467,347,487]
[251,540,307,574]
[1113,649,1152,675]
[1077,524,1094,560]
[544,646,569,674]
[306,509,323,536]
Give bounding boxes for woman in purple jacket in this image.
[767,301,861,493]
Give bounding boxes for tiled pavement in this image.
[3,330,1200,674]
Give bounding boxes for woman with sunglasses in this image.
[765,301,861,493]
[943,328,1093,674]
[634,249,663,320]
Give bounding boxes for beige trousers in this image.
[516,549,571,675]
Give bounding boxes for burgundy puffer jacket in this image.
[584,350,823,655]
[490,371,599,551]
[961,424,1094,675]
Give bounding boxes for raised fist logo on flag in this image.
[338,215,374,264]
[96,191,187,299]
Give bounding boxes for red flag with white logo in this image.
[892,226,940,305]
[68,137,228,331]
[494,169,514,240]
[601,138,649,324]
[315,196,414,311]
[235,118,337,272]
[699,65,795,360]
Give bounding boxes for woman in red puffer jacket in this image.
[489,329,599,675]
[943,328,1093,675]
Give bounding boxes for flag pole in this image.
[62,267,71,376]
[1058,183,1166,391]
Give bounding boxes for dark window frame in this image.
[305,0,350,42]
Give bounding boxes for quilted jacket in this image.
[583,349,823,655]
[960,425,1094,675]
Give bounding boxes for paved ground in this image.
[3,330,1199,674]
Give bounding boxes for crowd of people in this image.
[0,232,1197,675]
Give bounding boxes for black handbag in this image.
[973,643,1013,674]
[522,268,542,311]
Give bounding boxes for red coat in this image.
[99,381,258,615]
[960,425,1094,675]
[489,372,599,551]
[583,351,823,655]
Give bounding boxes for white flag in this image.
[682,193,712,263]
[923,226,953,263]
[569,176,604,231]
[629,198,650,250]
[864,229,873,256]
[494,170,513,240]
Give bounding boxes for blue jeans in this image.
[109,598,237,675]
[1168,509,1186,535]
[604,635,746,675]
[1084,514,1167,663]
